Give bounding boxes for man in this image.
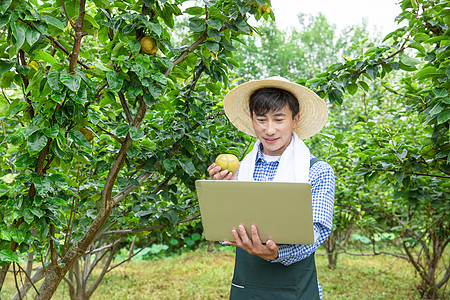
[207,77,335,299]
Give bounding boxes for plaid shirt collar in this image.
[255,143,281,163]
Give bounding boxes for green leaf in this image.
[25,27,41,46]
[221,39,236,51]
[69,129,92,149]
[366,65,378,80]
[429,103,444,116]
[0,249,19,263]
[47,70,62,91]
[10,22,26,49]
[189,20,206,33]
[129,126,144,140]
[433,88,448,98]
[48,174,67,188]
[0,184,9,196]
[163,210,179,224]
[116,124,129,137]
[43,124,59,138]
[207,29,221,42]
[438,109,450,124]
[88,109,101,125]
[399,52,422,67]
[141,139,156,150]
[150,72,167,85]
[15,154,36,168]
[149,22,163,37]
[163,159,177,172]
[27,131,48,155]
[328,89,343,105]
[395,170,405,184]
[0,59,15,77]
[206,19,222,30]
[47,197,67,206]
[41,15,65,31]
[184,6,204,15]
[347,83,358,95]
[0,0,12,14]
[29,207,44,218]
[106,71,124,92]
[234,19,250,34]
[205,41,219,53]
[60,71,81,92]
[415,66,440,80]
[358,81,369,92]
[179,158,195,174]
[129,39,141,55]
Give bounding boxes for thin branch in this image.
[362,165,450,179]
[49,224,58,267]
[316,249,409,260]
[84,239,121,255]
[118,91,133,124]
[107,239,155,272]
[86,244,117,298]
[112,171,152,205]
[96,125,122,143]
[102,213,201,236]
[61,0,76,29]
[45,34,90,69]
[95,83,107,99]
[368,258,400,279]
[14,262,40,297]
[68,0,87,73]
[13,263,22,300]
[164,31,209,77]
[1,85,11,104]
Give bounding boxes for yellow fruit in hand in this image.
[215,154,240,174]
[140,36,158,55]
[80,127,94,142]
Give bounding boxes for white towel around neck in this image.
[238,133,310,182]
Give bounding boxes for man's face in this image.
[251,105,300,156]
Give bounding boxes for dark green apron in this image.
[229,248,320,299]
[229,158,322,300]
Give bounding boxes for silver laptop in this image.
[195,180,315,245]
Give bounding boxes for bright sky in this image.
[268,0,403,36]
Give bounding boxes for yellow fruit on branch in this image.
[215,154,240,174]
[140,36,158,55]
[80,127,94,142]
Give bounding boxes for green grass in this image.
[2,246,448,299]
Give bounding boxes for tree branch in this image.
[164,31,209,77]
[118,91,133,124]
[96,125,122,144]
[68,0,87,73]
[61,0,76,29]
[86,244,117,298]
[102,213,200,236]
[45,34,90,69]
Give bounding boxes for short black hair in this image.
[249,88,299,119]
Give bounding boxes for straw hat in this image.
[223,76,328,140]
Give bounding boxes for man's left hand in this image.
[223,224,279,261]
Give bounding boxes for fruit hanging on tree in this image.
[139,36,158,55]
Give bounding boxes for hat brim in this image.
[223,78,328,139]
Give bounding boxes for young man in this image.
[207,77,335,299]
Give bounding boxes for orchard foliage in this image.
[303,0,449,297]
[0,0,272,298]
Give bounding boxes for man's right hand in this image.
[207,163,237,180]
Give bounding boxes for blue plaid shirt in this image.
[251,144,335,299]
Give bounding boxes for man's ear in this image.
[293,112,300,126]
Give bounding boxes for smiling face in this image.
[251,105,300,156]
